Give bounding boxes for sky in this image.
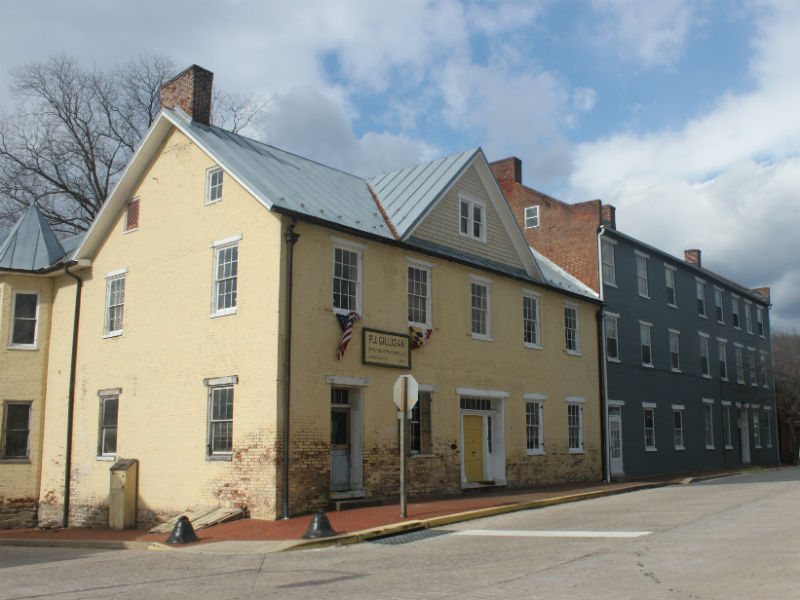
[1,0,798,331]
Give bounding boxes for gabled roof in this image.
[0,204,66,271]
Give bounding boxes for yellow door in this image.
[463,415,484,482]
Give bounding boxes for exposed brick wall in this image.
[0,498,38,529]
[160,65,213,125]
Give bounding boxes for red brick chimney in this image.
[160,65,214,125]
[684,249,701,266]
[490,157,522,185]
[753,287,771,302]
[601,204,616,229]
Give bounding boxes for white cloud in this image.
[572,87,598,112]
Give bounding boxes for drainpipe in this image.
[282,219,299,519]
[596,225,611,483]
[63,264,83,528]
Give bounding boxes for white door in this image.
[608,406,624,475]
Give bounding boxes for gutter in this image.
[596,225,611,483]
[282,219,299,519]
[62,263,83,528]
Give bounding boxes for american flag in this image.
[336,311,360,360]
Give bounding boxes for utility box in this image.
[109,458,138,529]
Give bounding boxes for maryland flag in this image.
[409,326,433,349]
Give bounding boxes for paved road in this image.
[2,468,799,599]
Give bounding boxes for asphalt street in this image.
[2,467,798,599]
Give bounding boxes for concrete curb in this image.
[0,538,152,551]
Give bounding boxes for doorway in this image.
[460,395,505,486]
[608,405,624,476]
[330,388,363,492]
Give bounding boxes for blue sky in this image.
[1,0,799,331]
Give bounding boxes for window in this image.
[699,333,711,378]
[731,295,741,328]
[408,262,432,327]
[470,277,491,339]
[672,406,684,450]
[636,252,649,298]
[703,400,714,449]
[640,321,653,366]
[98,392,119,458]
[643,404,656,451]
[2,402,31,459]
[669,329,680,371]
[522,291,540,348]
[9,292,39,348]
[760,352,768,387]
[722,402,733,449]
[567,398,584,453]
[744,301,753,333]
[601,239,616,286]
[459,196,485,242]
[208,383,235,456]
[752,410,761,448]
[213,240,239,316]
[714,287,724,323]
[125,198,140,232]
[104,271,126,336]
[524,206,540,229]
[764,408,773,448]
[605,314,620,361]
[525,397,544,454]
[332,240,363,315]
[564,304,579,354]
[756,306,765,336]
[735,344,745,383]
[665,266,677,306]
[696,279,706,317]
[410,391,433,454]
[747,348,757,385]
[206,167,223,204]
[718,339,728,380]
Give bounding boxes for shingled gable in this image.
[0,203,66,271]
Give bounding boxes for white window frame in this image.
[205,375,238,459]
[8,291,40,349]
[717,338,728,381]
[97,389,120,460]
[643,402,657,451]
[522,289,541,349]
[764,406,773,448]
[744,300,753,334]
[747,347,757,386]
[668,328,680,372]
[664,264,677,307]
[524,394,545,455]
[734,343,745,384]
[601,238,616,287]
[407,258,433,329]
[672,404,685,450]
[211,236,241,318]
[470,275,492,341]
[752,408,761,448]
[703,398,715,449]
[564,302,580,356]
[756,305,765,337]
[1,401,32,459]
[696,278,707,317]
[731,294,741,329]
[699,332,711,378]
[714,286,725,324]
[566,396,585,454]
[205,166,224,205]
[722,401,733,449]
[605,313,620,362]
[459,194,487,243]
[103,269,127,338]
[524,205,540,229]
[331,237,365,317]
[760,351,769,388]
[640,321,653,367]
[636,251,649,298]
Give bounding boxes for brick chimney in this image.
[684,249,701,267]
[601,204,616,229]
[160,65,214,125]
[753,287,771,302]
[490,157,522,185]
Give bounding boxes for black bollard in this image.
[166,515,199,544]
[302,511,336,539]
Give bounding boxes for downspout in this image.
[63,264,83,528]
[282,219,299,519]
[596,225,611,483]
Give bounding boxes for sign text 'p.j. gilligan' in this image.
[362,328,411,369]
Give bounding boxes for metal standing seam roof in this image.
[530,247,599,299]
[0,203,66,271]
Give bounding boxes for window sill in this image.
[527,449,545,456]
[638,294,650,300]
[565,349,582,357]
[604,281,617,288]
[607,357,621,363]
[706,445,715,450]
[5,344,38,351]
[0,457,31,464]
[667,303,678,309]
[458,232,486,244]
[645,447,658,452]
[123,227,138,234]
[409,453,435,459]
[204,199,222,206]
[724,445,734,450]
[523,342,542,350]
[471,334,493,342]
[211,308,238,319]
[568,449,585,455]
[206,454,233,462]
[674,446,685,451]
[721,377,729,382]
[671,368,682,373]
[97,455,115,462]
[702,374,712,379]
[102,331,123,339]
[642,363,654,369]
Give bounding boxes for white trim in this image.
[469,275,492,341]
[566,396,586,404]
[642,401,657,408]
[469,273,493,285]
[325,375,370,387]
[210,234,242,248]
[458,193,488,243]
[7,290,41,350]
[330,235,368,250]
[671,404,685,410]
[523,393,547,401]
[104,267,129,279]
[204,375,239,387]
[456,387,509,399]
[406,256,435,269]
[418,384,438,392]
[702,397,714,405]
[721,400,732,406]
[608,399,625,406]
[205,166,224,205]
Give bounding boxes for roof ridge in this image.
[365,182,399,240]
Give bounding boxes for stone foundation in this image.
[0,498,38,529]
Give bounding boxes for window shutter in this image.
[126,199,140,231]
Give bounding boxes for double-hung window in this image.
[699,333,711,378]
[104,270,127,337]
[744,301,753,333]
[2,401,31,459]
[407,260,432,328]
[722,401,733,449]
[206,167,223,204]
[97,390,119,458]
[410,391,433,454]
[731,295,741,328]
[643,403,656,451]
[714,287,725,323]
[760,352,768,387]
[752,410,761,448]
[636,252,649,298]
[566,397,584,453]
[756,306,765,336]
[672,405,684,450]
[734,344,745,383]
[747,348,757,385]
[605,314,620,361]
[696,279,706,317]
[525,395,545,454]
[703,399,714,449]
[764,408,773,447]
[665,265,677,306]
[669,329,680,371]
[640,321,653,366]
[211,236,240,316]
[205,375,237,458]
[524,206,540,229]
[332,238,364,316]
[718,338,728,380]
[601,238,616,286]
[564,303,579,354]
[470,276,491,340]
[459,196,485,242]
[9,291,39,348]
[522,291,541,348]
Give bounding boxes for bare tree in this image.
[0,55,267,236]
[773,331,800,463]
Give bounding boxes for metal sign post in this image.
[393,374,418,519]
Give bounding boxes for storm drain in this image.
[369,529,454,545]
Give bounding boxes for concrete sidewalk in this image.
[0,470,750,555]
